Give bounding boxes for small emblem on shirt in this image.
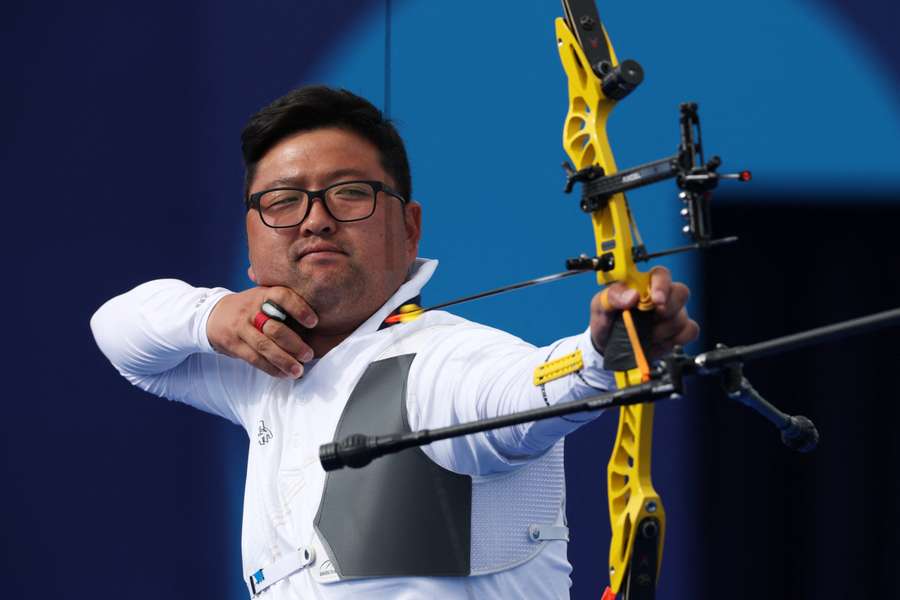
[194,292,210,308]
[319,560,336,577]
[257,420,273,445]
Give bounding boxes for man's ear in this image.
[247,265,257,283]
[404,201,423,258]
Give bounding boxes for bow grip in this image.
[602,304,655,374]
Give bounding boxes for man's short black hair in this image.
[241,85,412,203]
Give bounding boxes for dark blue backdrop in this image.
[4,1,898,598]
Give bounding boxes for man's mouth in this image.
[297,243,346,259]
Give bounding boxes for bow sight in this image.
[564,102,750,273]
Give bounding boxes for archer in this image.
[91,84,694,597]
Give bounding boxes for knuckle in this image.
[246,287,265,303]
[255,337,272,354]
[271,286,295,305]
[263,346,292,370]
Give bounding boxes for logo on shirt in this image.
[257,420,273,445]
[319,560,336,577]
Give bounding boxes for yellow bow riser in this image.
[555,16,664,595]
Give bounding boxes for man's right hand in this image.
[206,287,318,379]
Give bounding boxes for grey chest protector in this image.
[314,354,473,577]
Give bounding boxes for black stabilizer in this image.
[603,309,655,372]
[566,253,615,273]
[316,308,900,475]
[720,360,819,454]
[779,415,819,453]
[319,434,380,471]
[600,58,644,100]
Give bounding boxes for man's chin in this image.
[292,272,360,313]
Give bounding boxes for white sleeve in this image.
[407,322,616,475]
[90,278,259,427]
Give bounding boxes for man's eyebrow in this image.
[263,169,372,190]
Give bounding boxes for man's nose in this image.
[300,196,336,236]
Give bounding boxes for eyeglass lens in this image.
[258,182,377,227]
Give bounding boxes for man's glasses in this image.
[246,180,407,228]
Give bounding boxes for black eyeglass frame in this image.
[245,180,408,228]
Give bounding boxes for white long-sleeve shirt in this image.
[91,258,614,599]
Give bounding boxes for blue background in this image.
[3,0,898,598]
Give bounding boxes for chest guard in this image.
[314,351,567,581]
[314,354,472,577]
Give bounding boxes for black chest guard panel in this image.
[314,354,472,578]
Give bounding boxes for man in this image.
[91,86,696,598]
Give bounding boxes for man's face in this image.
[246,127,421,333]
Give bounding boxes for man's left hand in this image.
[590,266,699,360]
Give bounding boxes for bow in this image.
[556,2,754,596]
[554,5,662,597]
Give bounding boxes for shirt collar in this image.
[352,257,438,337]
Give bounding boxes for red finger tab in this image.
[253,311,270,333]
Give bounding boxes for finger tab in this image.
[261,300,288,321]
[252,311,271,333]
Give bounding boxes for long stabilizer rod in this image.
[322,306,900,471]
